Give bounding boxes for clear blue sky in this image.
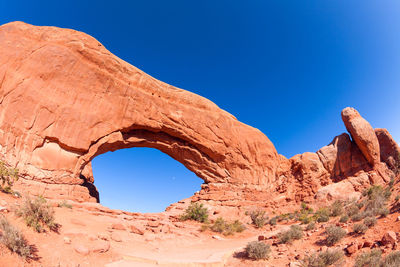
[2,1,399,212]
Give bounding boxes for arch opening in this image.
[91,147,204,213]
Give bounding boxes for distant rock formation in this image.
[274,108,399,204]
[0,22,398,208]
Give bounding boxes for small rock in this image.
[212,235,224,240]
[111,232,122,242]
[258,235,265,241]
[63,237,71,244]
[88,234,97,241]
[397,216,400,222]
[111,223,126,231]
[289,262,301,267]
[363,241,372,248]
[71,218,86,227]
[147,221,160,228]
[74,244,90,255]
[91,241,110,253]
[130,225,145,235]
[346,243,358,255]
[0,206,8,212]
[382,231,397,246]
[98,233,109,241]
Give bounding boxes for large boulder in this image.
[375,128,400,171]
[341,107,380,166]
[0,22,279,202]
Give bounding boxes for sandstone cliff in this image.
[0,22,399,207]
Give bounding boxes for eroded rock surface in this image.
[0,21,398,207]
[0,22,279,202]
[341,107,380,166]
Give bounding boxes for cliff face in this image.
[0,22,399,206]
[0,22,279,202]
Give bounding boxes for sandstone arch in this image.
[0,22,279,202]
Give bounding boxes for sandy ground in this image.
[1,189,400,267]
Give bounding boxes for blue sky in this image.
[2,1,399,212]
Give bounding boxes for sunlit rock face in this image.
[0,22,398,208]
[0,22,279,202]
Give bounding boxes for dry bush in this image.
[301,249,344,267]
[329,200,344,217]
[209,217,246,236]
[363,216,377,228]
[180,202,209,223]
[57,200,72,209]
[306,222,316,231]
[269,216,278,226]
[354,249,382,267]
[325,225,346,246]
[314,208,330,223]
[353,223,368,234]
[355,250,400,267]
[0,217,32,259]
[0,161,18,193]
[346,203,360,217]
[247,209,269,228]
[383,251,400,267]
[339,214,349,223]
[364,185,391,217]
[245,241,270,260]
[16,196,58,233]
[278,225,303,244]
[351,212,364,222]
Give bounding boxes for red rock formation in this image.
[0,21,398,208]
[0,22,279,202]
[375,128,400,171]
[341,107,380,166]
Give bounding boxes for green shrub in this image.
[180,202,209,223]
[339,214,349,223]
[302,249,344,267]
[209,217,246,236]
[0,217,32,258]
[329,200,344,217]
[325,225,346,246]
[248,209,269,228]
[0,161,18,193]
[299,213,313,224]
[354,249,382,267]
[306,222,316,231]
[210,217,227,233]
[395,195,400,202]
[300,202,314,214]
[16,196,58,232]
[224,220,246,235]
[278,225,303,244]
[363,216,377,228]
[245,241,270,260]
[314,208,330,223]
[57,200,72,209]
[353,223,368,234]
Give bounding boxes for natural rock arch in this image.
[1,22,399,207]
[0,22,279,202]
